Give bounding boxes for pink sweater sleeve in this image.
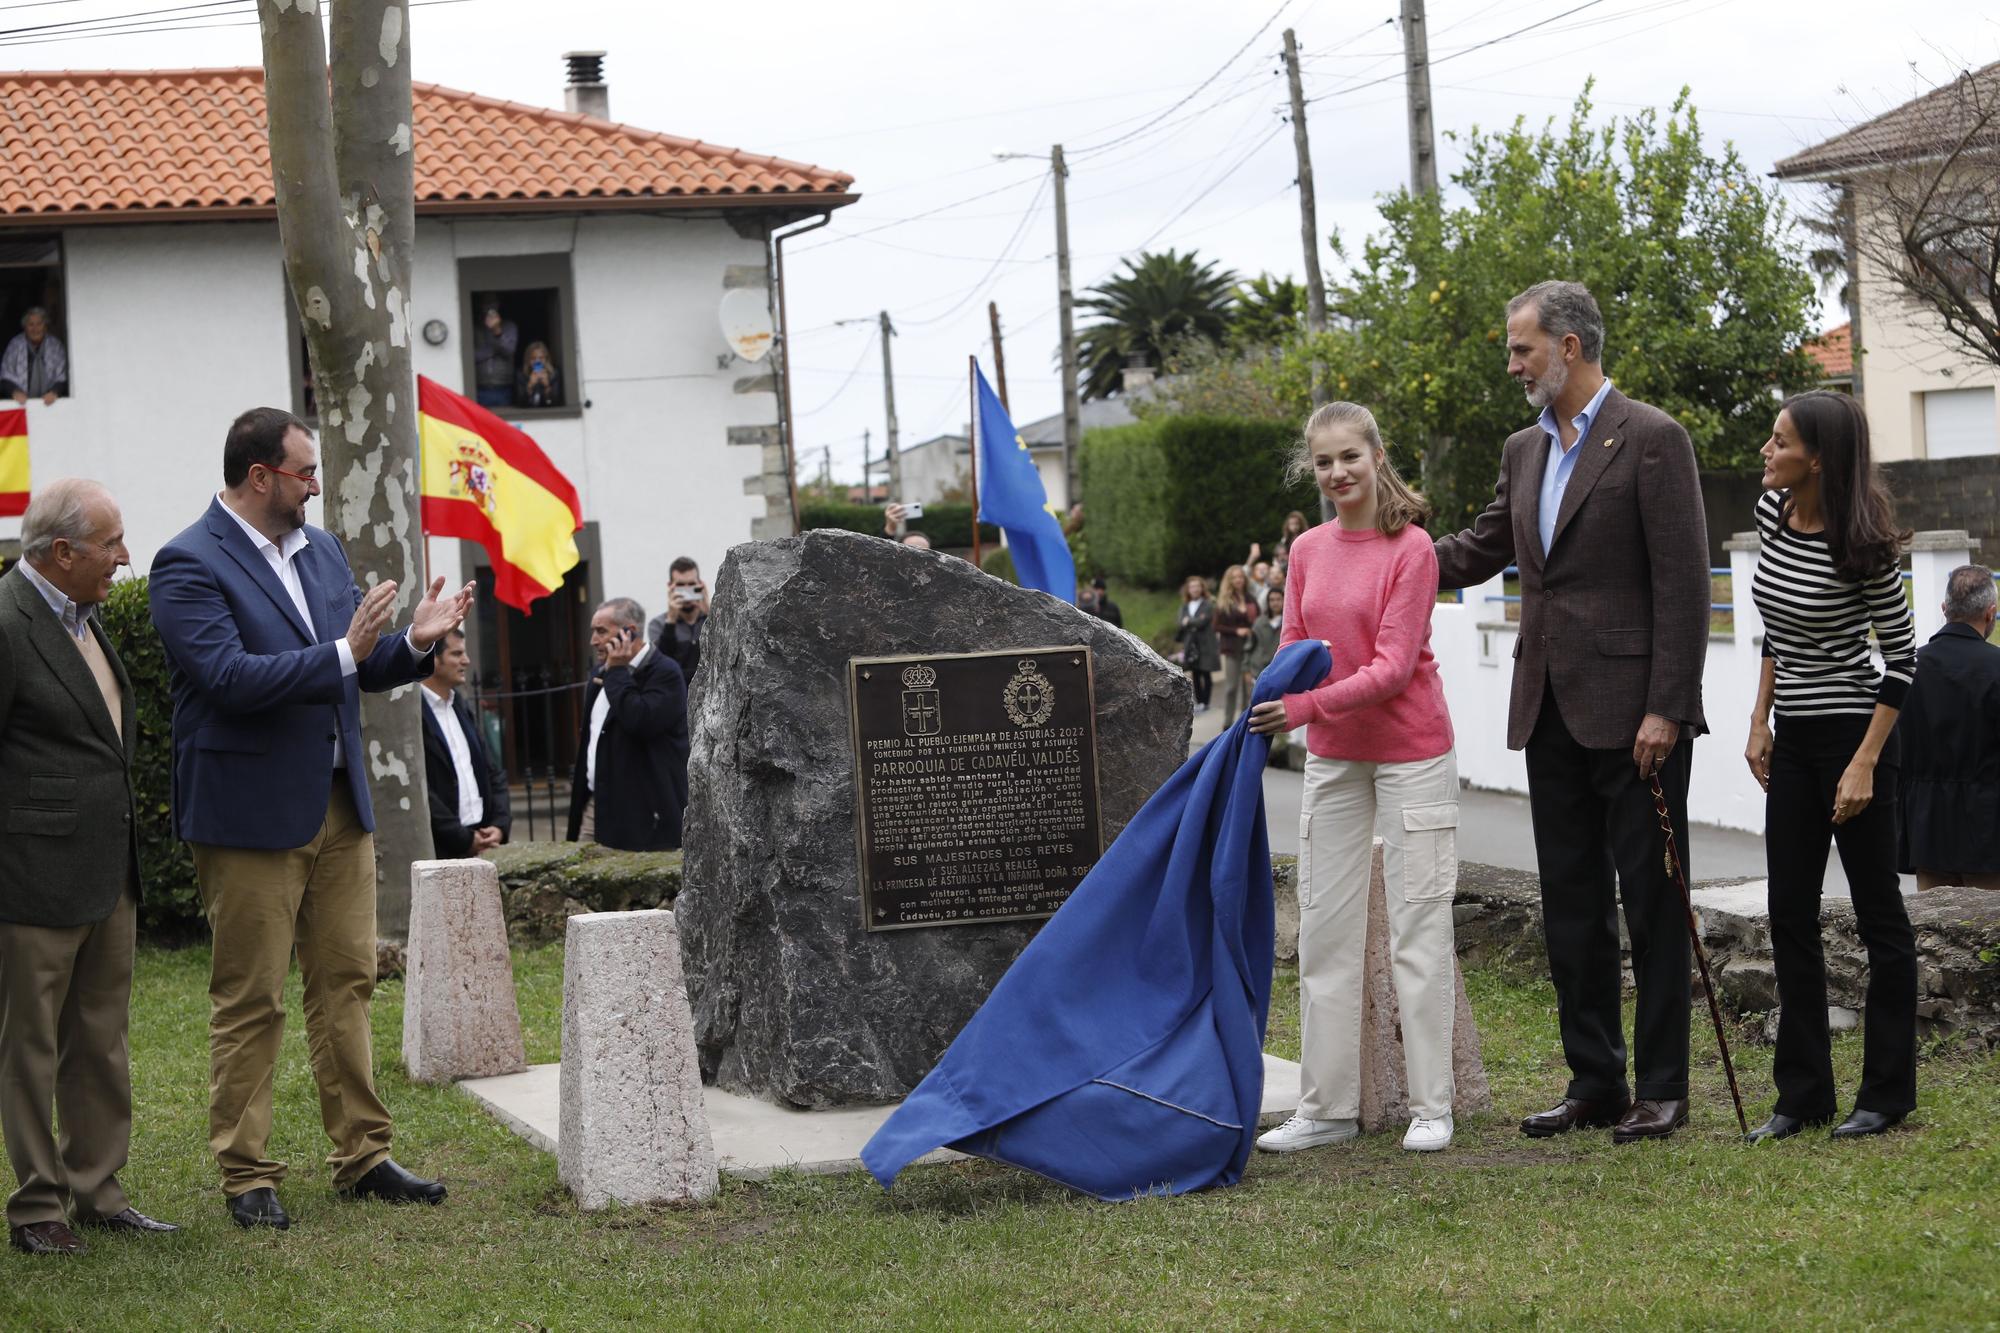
[1278,549,1307,649]
[1282,538,1438,728]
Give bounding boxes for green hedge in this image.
[100,577,204,938]
[800,501,1000,551]
[1080,415,1316,589]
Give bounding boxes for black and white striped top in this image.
[1751,489,1917,719]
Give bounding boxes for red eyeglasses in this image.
[257,462,319,487]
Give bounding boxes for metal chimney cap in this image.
[563,51,607,86]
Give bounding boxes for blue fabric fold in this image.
[862,638,1332,1201]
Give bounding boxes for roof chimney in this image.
[563,50,608,120]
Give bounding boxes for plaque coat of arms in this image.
[1002,659,1056,728]
[900,663,942,736]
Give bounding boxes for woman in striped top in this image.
[1744,390,1918,1143]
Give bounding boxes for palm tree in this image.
[1074,249,1239,398]
[1230,273,1307,347]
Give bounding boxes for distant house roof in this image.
[1017,381,1162,449]
[1806,323,1853,379]
[0,67,856,225]
[1774,60,2000,180]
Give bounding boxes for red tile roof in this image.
[0,67,855,223]
[1806,322,1853,379]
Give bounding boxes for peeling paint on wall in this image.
[389,123,412,156]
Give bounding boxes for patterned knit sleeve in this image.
[1755,491,1779,660]
[1866,558,1918,708]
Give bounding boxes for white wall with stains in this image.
[1,211,781,617]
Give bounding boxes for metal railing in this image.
[466,671,588,843]
[1470,567,1734,613]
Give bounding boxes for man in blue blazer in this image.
[148,407,472,1231]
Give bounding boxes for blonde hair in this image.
[1217,564,1253,610]
[1286,401,1431,537]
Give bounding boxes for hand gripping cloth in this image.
[862,639,1332,1200]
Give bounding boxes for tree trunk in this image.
[259,0,430,938]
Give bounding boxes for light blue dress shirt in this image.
[1536,377,1614,557]
[17,557,91,641]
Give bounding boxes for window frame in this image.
[0,232,72,400]
[456,253,583,422]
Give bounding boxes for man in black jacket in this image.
[567,597,688,851]
[419,628,510,859]
[646,557,706,686]
[1898,564,2000,890]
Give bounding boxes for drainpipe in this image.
[772,212,832,537]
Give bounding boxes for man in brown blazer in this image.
[1434,281,1711,1143]
[0,479,178,1254]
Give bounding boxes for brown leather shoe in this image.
[1611,1098,1689,1144]
[1520,1095,1631,1138]
[77,1207,180,1235]
[9,1220,87,1255]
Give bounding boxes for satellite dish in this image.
[718,288,775,363]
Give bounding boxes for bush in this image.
[800,500,999,551]
[1081,415,1316,588]
[100,577,204,939]
[981,545,1016,584]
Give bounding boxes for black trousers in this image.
[1188,669,1212,707]
[1766,716,1916,1119]
[1525,687,1692,1102]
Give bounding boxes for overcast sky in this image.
[11,1,1998,484]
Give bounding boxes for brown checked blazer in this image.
[1434,386,1710,752]
[0,566,142,928]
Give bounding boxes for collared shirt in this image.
[17,557,90,641]
[585,640,650,793]
[424,685,484,827]
[1536,377,1614,557]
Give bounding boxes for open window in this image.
[456,254,581,419]
[0,235,70,401]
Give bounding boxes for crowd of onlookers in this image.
[471,300,563,410]
[1171,510,1310,722]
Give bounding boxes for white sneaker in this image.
[1255,1114,1360,1153]
[1402,1113,1454,1152]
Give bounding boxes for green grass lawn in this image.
[2,945,1994,1330]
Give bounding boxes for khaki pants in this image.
[1296,750,1460,1121]
[0,890,136,1226]
[191,785,391,1196]
[576,795,595,844]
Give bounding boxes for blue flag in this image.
[975,363,1075,604]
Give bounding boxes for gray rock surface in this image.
[558,910,719,1208]
[402,859,526,1083]
[677,530,1191,1107]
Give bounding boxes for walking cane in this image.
[1649,775,1749,1136]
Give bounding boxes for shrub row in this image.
[800,500,999,551]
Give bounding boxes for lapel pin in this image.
[1602,437,1616,448]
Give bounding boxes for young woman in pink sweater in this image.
[1248,401,1460,1154]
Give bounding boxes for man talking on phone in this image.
[567,597,688,851]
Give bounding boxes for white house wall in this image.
[0,213,782,616]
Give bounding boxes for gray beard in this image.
[1523,358,1567,410]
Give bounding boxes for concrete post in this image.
[1725,531,1763,653]
[403,859,527,1083]
[1907,530,1973,642]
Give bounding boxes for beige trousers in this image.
[576,795,595,844]
[190,785,392,1196]
[0,890,136,1226]
[1296,750,1460,1121]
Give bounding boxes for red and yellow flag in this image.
[0,407,27,517]
[417,376,582,611]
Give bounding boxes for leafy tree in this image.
[1075,249,1238,399]
[1231,273,1307,347]
[1134,332,1293,422]
[1297,85,1820,527]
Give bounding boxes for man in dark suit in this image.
[0,480,177,1255]
[567,596,689,852]
[148,407,473,1230]
[1898,564,2000,891]
[1433,281,1711,1144]
[420,626,510,858]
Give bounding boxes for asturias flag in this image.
[417,375,582,611]
[0,408,27,517]
[975,362,1074,603]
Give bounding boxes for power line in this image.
[901,174,1051,328]
[795,335,878,418]
[789,172,1046,253]
[1070,0,1294,159]
[1305,0,1619,103]
[0,0,477,46]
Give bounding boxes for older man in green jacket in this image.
[0,478,177,1255]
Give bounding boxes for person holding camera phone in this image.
[515,340,561,409]
[646,557,708,685]
[881,502,931,551]
[567,597,688,852]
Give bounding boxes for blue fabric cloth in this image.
[862,638,1333,1201]
[1535,375,1613,556]
[974,362,1075,604]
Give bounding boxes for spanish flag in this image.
[417,376,582,611]
[0,407,26,517]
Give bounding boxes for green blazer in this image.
[0,566,141,927]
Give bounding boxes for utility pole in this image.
[1282,28,1329,410]
[1052,143,1081,509]
[862,426,872,501]
[1400,0,1439,196]
[988,300,1010,413]
[879,309,901,506]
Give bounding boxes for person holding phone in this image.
[567,597,688,852]
[516,340,561,409]
[646,557,709,684]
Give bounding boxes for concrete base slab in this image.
[462,1053,1307,1181]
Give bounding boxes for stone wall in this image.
[1883,454,2000,562]
[487,842,685,944]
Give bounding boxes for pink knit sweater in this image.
[1279,522,1454,762]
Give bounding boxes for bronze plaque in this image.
[849,647,1103,931]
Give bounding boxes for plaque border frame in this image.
[847,645,1105,933]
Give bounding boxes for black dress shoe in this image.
[340,1158,446,1205]
[1744,1113,1830,1143]
[1831,1109,1905,1139]
[77,1206,180,1234]
[9,1220,86,1255]
[1612,1098,1689,1144]
[1520,1095,1631,1138]
[227,1187,291,1230]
